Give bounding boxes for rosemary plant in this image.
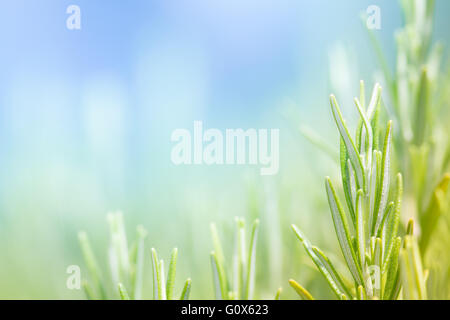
[151,248,192,300]
[291,82,407,300]
[367,0,450,298]
[210,218,259,300]
[78,212,147,299]
[78,212,190,300]
[368,0,450,252]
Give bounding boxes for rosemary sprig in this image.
[210,218,260,300]
[291,82,408,300]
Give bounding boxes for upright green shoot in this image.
[210,218,260,300]
[78,212,190,300]
[151,247,191,300]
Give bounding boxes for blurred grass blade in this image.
[364,21,395,100]
[377,202,394,238]
[245,219,259,300]
[118,283,130,300]
[108,213,130,286]
[299,125,338,159]
[116,214,130,277]
[211,252,224,299]
[419,173,450,253]
[133,226,147,300]
[82,281,96,300]
[210,223,228,298]
[413,69,429,146]
[400,236,427,300]
[78,231,106,299]
[234,218,246,299]
[406,219,414,236]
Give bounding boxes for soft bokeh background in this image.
[0,0,448,298]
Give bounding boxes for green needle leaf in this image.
[373,121,392,236]
[235,217,246,299]
[357,285,366,300]
[82,281,96,300]
[400,236,427,300]
[360,80,366,111]
[245,219,259,300]
[275,288,282,300]
[288,279,314,300]
[299,125,338,159]
[373,238,383,298]
[325,178,363,285]
[159,259,167,300]
[383,237,401,300]
[341,141,356,223]
[354,97,373,171]
[312,246,353,298]
[406,219,414,236]
[118,283,130,300]
[211,252,224,299]
[355,190,365,269]
[330,94,365,191]
[180,278,192,300]
[151,248,161,300]
[292,224,349,298]
[166,248,178,300]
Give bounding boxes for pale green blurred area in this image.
[0,0,449,299]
